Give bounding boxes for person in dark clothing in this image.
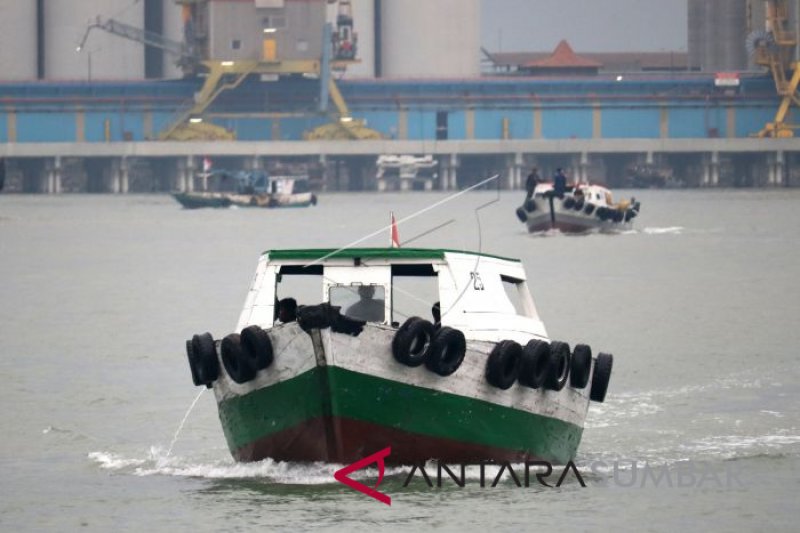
[277,297,298,323]
[524,167,540,200]
[553,168,567,197]
[431,301,441,326]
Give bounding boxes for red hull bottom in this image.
[234,416,546,465]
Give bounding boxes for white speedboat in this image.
[516,183,641,233]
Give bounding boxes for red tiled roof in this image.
[523,40,603,68]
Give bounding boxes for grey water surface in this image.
[1,189,798,531]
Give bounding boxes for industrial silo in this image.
[687,0,705,71]
[162,1,185,79]
[379,0,480,78]
[716,0,748,70]
[342,0,376,78]
[44,0,145,80]
[0,1,38,80]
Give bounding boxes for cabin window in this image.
[275,265,323,320]
[501,275,525,316]
[330,284,385,322]
[391,264,439,325]
[231,39,242,50]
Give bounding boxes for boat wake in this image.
[641,226,684,235]
[87,447,406,484]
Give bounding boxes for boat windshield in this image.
[330,284,386,322]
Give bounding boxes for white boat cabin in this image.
[236,248,549,344]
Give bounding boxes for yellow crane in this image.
[749,0,800,137]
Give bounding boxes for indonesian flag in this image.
[202,157,212,173]
[390,212,400,248]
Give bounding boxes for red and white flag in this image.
[390,212,400,248]
[202,157,213,173]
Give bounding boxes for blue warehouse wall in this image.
[602,107,661,138]
[17,113,76,142]
[0,112,7,142]
[541,107,593,139]
[474,110,532,140]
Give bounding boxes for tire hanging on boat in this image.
[486,340,522,390]
[518,339,551,389]
[573,198,584,211]
[221,333,257,384]
[584,203,596,215]
[516,207,528,222]
[425,326,467,376]
[524,200,536,212]
[563,197,576,209]
[187,332,220,387]
[545,341,571,391]
[590,352,614,402]
[570,343,592,388]
[392,317,434,367]
[240,324,274,370]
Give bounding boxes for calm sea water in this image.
[1,189,799,531]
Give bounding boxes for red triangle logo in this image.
[333,447,392,505]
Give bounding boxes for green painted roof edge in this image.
[263,247,521,263]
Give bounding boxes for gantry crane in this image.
[77,0,380,141]
[748,0,800,137]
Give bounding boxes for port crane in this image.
[748,0,800,137]
[77,0,380,141]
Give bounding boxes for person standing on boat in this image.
[553,168,567,198]
[346,286,385,322]
[276,297,297,323]
[525,167,540,200]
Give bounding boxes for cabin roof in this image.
[264,247,521,263]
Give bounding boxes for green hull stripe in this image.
[218,367,582,462]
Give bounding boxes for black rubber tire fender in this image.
[189,332,220,387]
[570,343,592,389]
[524,199,536,212]
[613,210,624,223]
[485,340,522,390]
[241,324,274,370]
[221,333,257,384]
[516,207,527,222]
[563,197,576,209]
[573,198,584,211]
[518,339,551,389]
[584,203,595,215]
[392,317,434,367]
[311,194,318,206]
[590,352,614,402]
[425,327,467,376]
[545,341,571,391]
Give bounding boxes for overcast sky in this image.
[481,0,688,53]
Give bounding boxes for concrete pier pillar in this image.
[319,155,328,191]
[511,152,524,189]
[449,154,459,190]
[579,151,590,184]
[119,157,129,194]
[45,157,62,194]
[703,152,720,187]
[109,159,121,193]
[184,155,196,192]
[768,151,785,186]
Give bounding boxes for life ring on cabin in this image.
[590,352,614,402]
[518,339,551,389]
[187,332,220,387]
[425,327,467,376]
[524,200,536,212]
[563,197,576,209]
[221,333,257,384]
[544,341,571,391]
[516,207,528,222]
[570,344,592,388]
[392,317,434,367]
[486,340,522,390]
[583,203,596,215]
[241,325,274,370]
[573,198,584,211]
